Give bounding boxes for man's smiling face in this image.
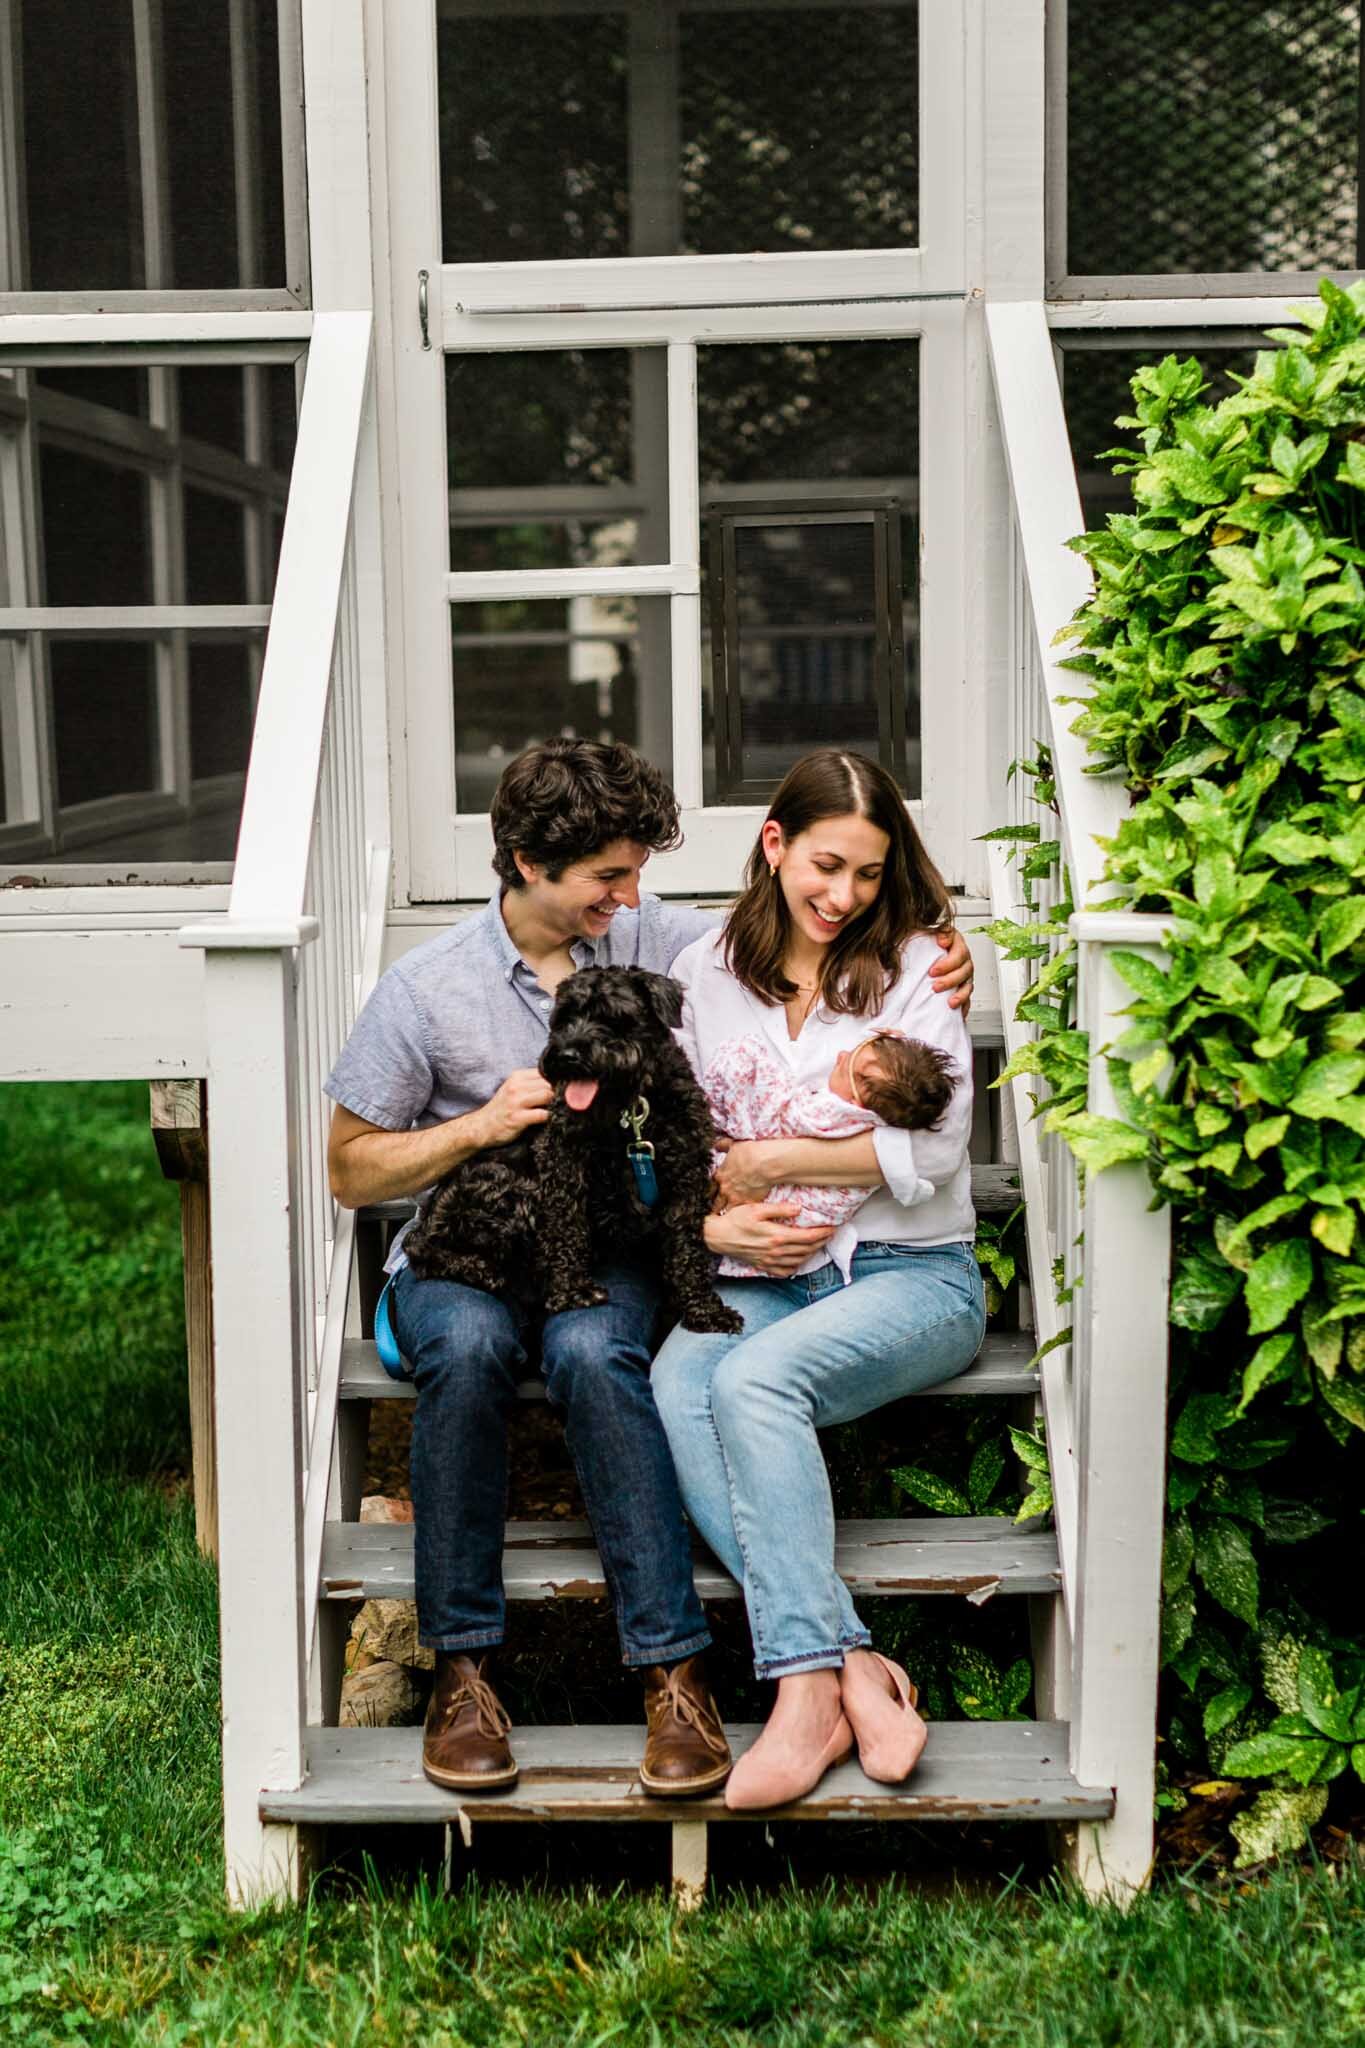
[517,837,652,944]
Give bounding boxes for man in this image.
[326,739,973,1795]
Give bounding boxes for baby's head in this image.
[828,1031,956,1132]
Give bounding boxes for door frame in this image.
[379,0,970,901]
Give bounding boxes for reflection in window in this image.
[446,350,638,491]
[439,1,919,262]
[679,8,917,253]
[447,349,662,570]
[697,340,919,802]
[449,522,640,574]
[452,598,673,812]
[1067,0,1360,277]
[439,12,629,264]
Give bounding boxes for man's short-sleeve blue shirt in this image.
[324,889,719,1135]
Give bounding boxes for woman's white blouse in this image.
[670,927,976,1248]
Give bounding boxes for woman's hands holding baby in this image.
[712,1136,777,1207]
[703,1199,833,1276]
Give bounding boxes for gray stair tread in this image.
[261,1719,1111,1824]
[341,1326,1039,1404]
[320,1515,1060,1602]
[357,1158,1017,1229]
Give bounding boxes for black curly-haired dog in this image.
[404,965,743,1335]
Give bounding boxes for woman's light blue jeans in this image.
[651,1240,986,1680]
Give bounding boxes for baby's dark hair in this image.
[857,1034,957,1132]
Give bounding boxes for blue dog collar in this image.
[621,1094,660,1208]
[628,1144,659,1207]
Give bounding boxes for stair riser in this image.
[321,1526,1061,1603]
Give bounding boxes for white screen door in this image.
[380,0,969,901]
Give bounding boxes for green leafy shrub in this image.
[1047,279,1365,1859]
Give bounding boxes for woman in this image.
[652,750,985,1810]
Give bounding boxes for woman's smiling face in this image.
[761,810,890,954]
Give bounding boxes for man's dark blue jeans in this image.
[388,1259,712,1666]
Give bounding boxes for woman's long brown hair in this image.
[723,751,953,1017]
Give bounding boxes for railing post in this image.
[1065,926,1171,1898]
[198,941,309,1907]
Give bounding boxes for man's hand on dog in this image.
[705,1200,834,1277]
[474,1068,554,1148]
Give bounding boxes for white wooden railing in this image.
[987,302,1173,1896]
[179,310,390,1905]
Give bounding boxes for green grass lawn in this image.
[3,1081,1365,2047]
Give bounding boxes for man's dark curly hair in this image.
[490,739,682,889]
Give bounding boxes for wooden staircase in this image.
[180,306,1169,1911]
[291,1022,1114,1901]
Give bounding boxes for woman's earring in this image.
[768,863,779,879]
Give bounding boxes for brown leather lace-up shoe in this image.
[639,1654,732,1797]
[421,1654,518,1790]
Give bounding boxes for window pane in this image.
[34,368,148,420]
[450,521,641,574]
[163,5,238,289]
[452,597,673,812]
[439,12,629,263]
[698,340,918,484]
[13,0,289,291]
[447,350,641,490]
[697,340,919,801]
[189,641,255,781]
[1060,338,1258,529]
[51,642,157,807]
[184,489,248,604]
[723,520,889,792]
[679,7,917,253]
[1067,0,1360,276]
[267,363,300,474]
[40,448,151,607]
[0,645,28,829]
[180,367,246,454]
[439,2,917,263]
[19,0,141,290]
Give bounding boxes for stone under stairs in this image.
[293,1011,1112,1895]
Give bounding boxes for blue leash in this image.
[373,1274,410,1380]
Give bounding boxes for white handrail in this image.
[986,299,1127,906]
[187,311,374,942]
[987,300,1173,1899]
[178,309,389,1905]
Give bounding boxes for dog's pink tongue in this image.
[564,1079,599,1112]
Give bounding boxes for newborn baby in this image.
[702,1029,957,1283]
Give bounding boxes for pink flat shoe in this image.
[724,1710,855,1811]
[843,1652,927,1785]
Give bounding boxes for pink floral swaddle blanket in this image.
[701,1033,879,1283]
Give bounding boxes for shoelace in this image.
[653,1668,728,1755]
[436,1668,512,1742]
